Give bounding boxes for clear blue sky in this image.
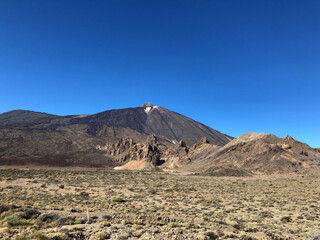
[0,1,319,147]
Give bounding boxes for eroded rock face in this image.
[284,136,294,141]
[108,136,219,170]
[97,138,135,160]
[127,143,161,165]
[179,140,186,148]
[189,137,210,152]
[162,137,220,169]
[113,138,162,171]
[103,132,320,173]
[146,134,158,145]
[163,142,190,168]
[101,135,162,168]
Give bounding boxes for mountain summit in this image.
[141,103,158,114]
[67,103,233,146]
[141,102,155,107]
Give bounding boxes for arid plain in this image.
[0,167,319,240]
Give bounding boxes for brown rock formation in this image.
[162,137,220,169]
[194,133,320,173]
[189,137,210,151]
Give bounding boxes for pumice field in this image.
[0,168,319,240]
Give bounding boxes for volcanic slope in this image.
[0,103,232,166]
[189,132,320,174]
[70,103,232,146]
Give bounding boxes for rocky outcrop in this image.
[189,137,210,151]
[124,142,161,165]
[1,108,318,174]
[197,133,320,173]
[97,138,134,156]
[111,136,221,170]
[179,140,186,147]
[146,134,158,145]
[99,134,162,170]
[98,135,163,164]
[163,142,190,168]
[161,137,221,169]
[113,142,161,171]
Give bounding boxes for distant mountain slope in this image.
[0,128,112,167]
[0,103,232,166]
[0,110,57,128]
[71,103,233,146]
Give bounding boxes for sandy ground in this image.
[0,167,319,239]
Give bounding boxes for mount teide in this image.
[70,103,232,146]
[0,103,232,167]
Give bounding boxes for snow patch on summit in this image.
[145,107,152,114]
[144,105,159,114]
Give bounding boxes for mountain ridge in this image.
[1,104,318,173]
[0,103,233,167]
[0,103,232,146]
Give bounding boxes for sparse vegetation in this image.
[5,213,31,228]
[95,231,110,239]
[0,167,319,239]
[14,231,49,240]
[113,197,125,203]
[280,216,293,223]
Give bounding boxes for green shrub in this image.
[47,233,68,240]
[113,197,125,203]
[118,232,131,239]
[14,234,28,240]
[121,219,131,225]
[95,232,110,239]
[168,222,179,228]
[132,230,144,237]
[202,165,252,177]
[14,231,49,240]
[0,209,12,220]
[6,213,31,227]
[27,232,49,240]
[74,218,85,224]
[99,221,112,227]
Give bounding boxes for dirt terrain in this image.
[0,167,319,239]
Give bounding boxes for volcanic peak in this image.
[140,103,159,114]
